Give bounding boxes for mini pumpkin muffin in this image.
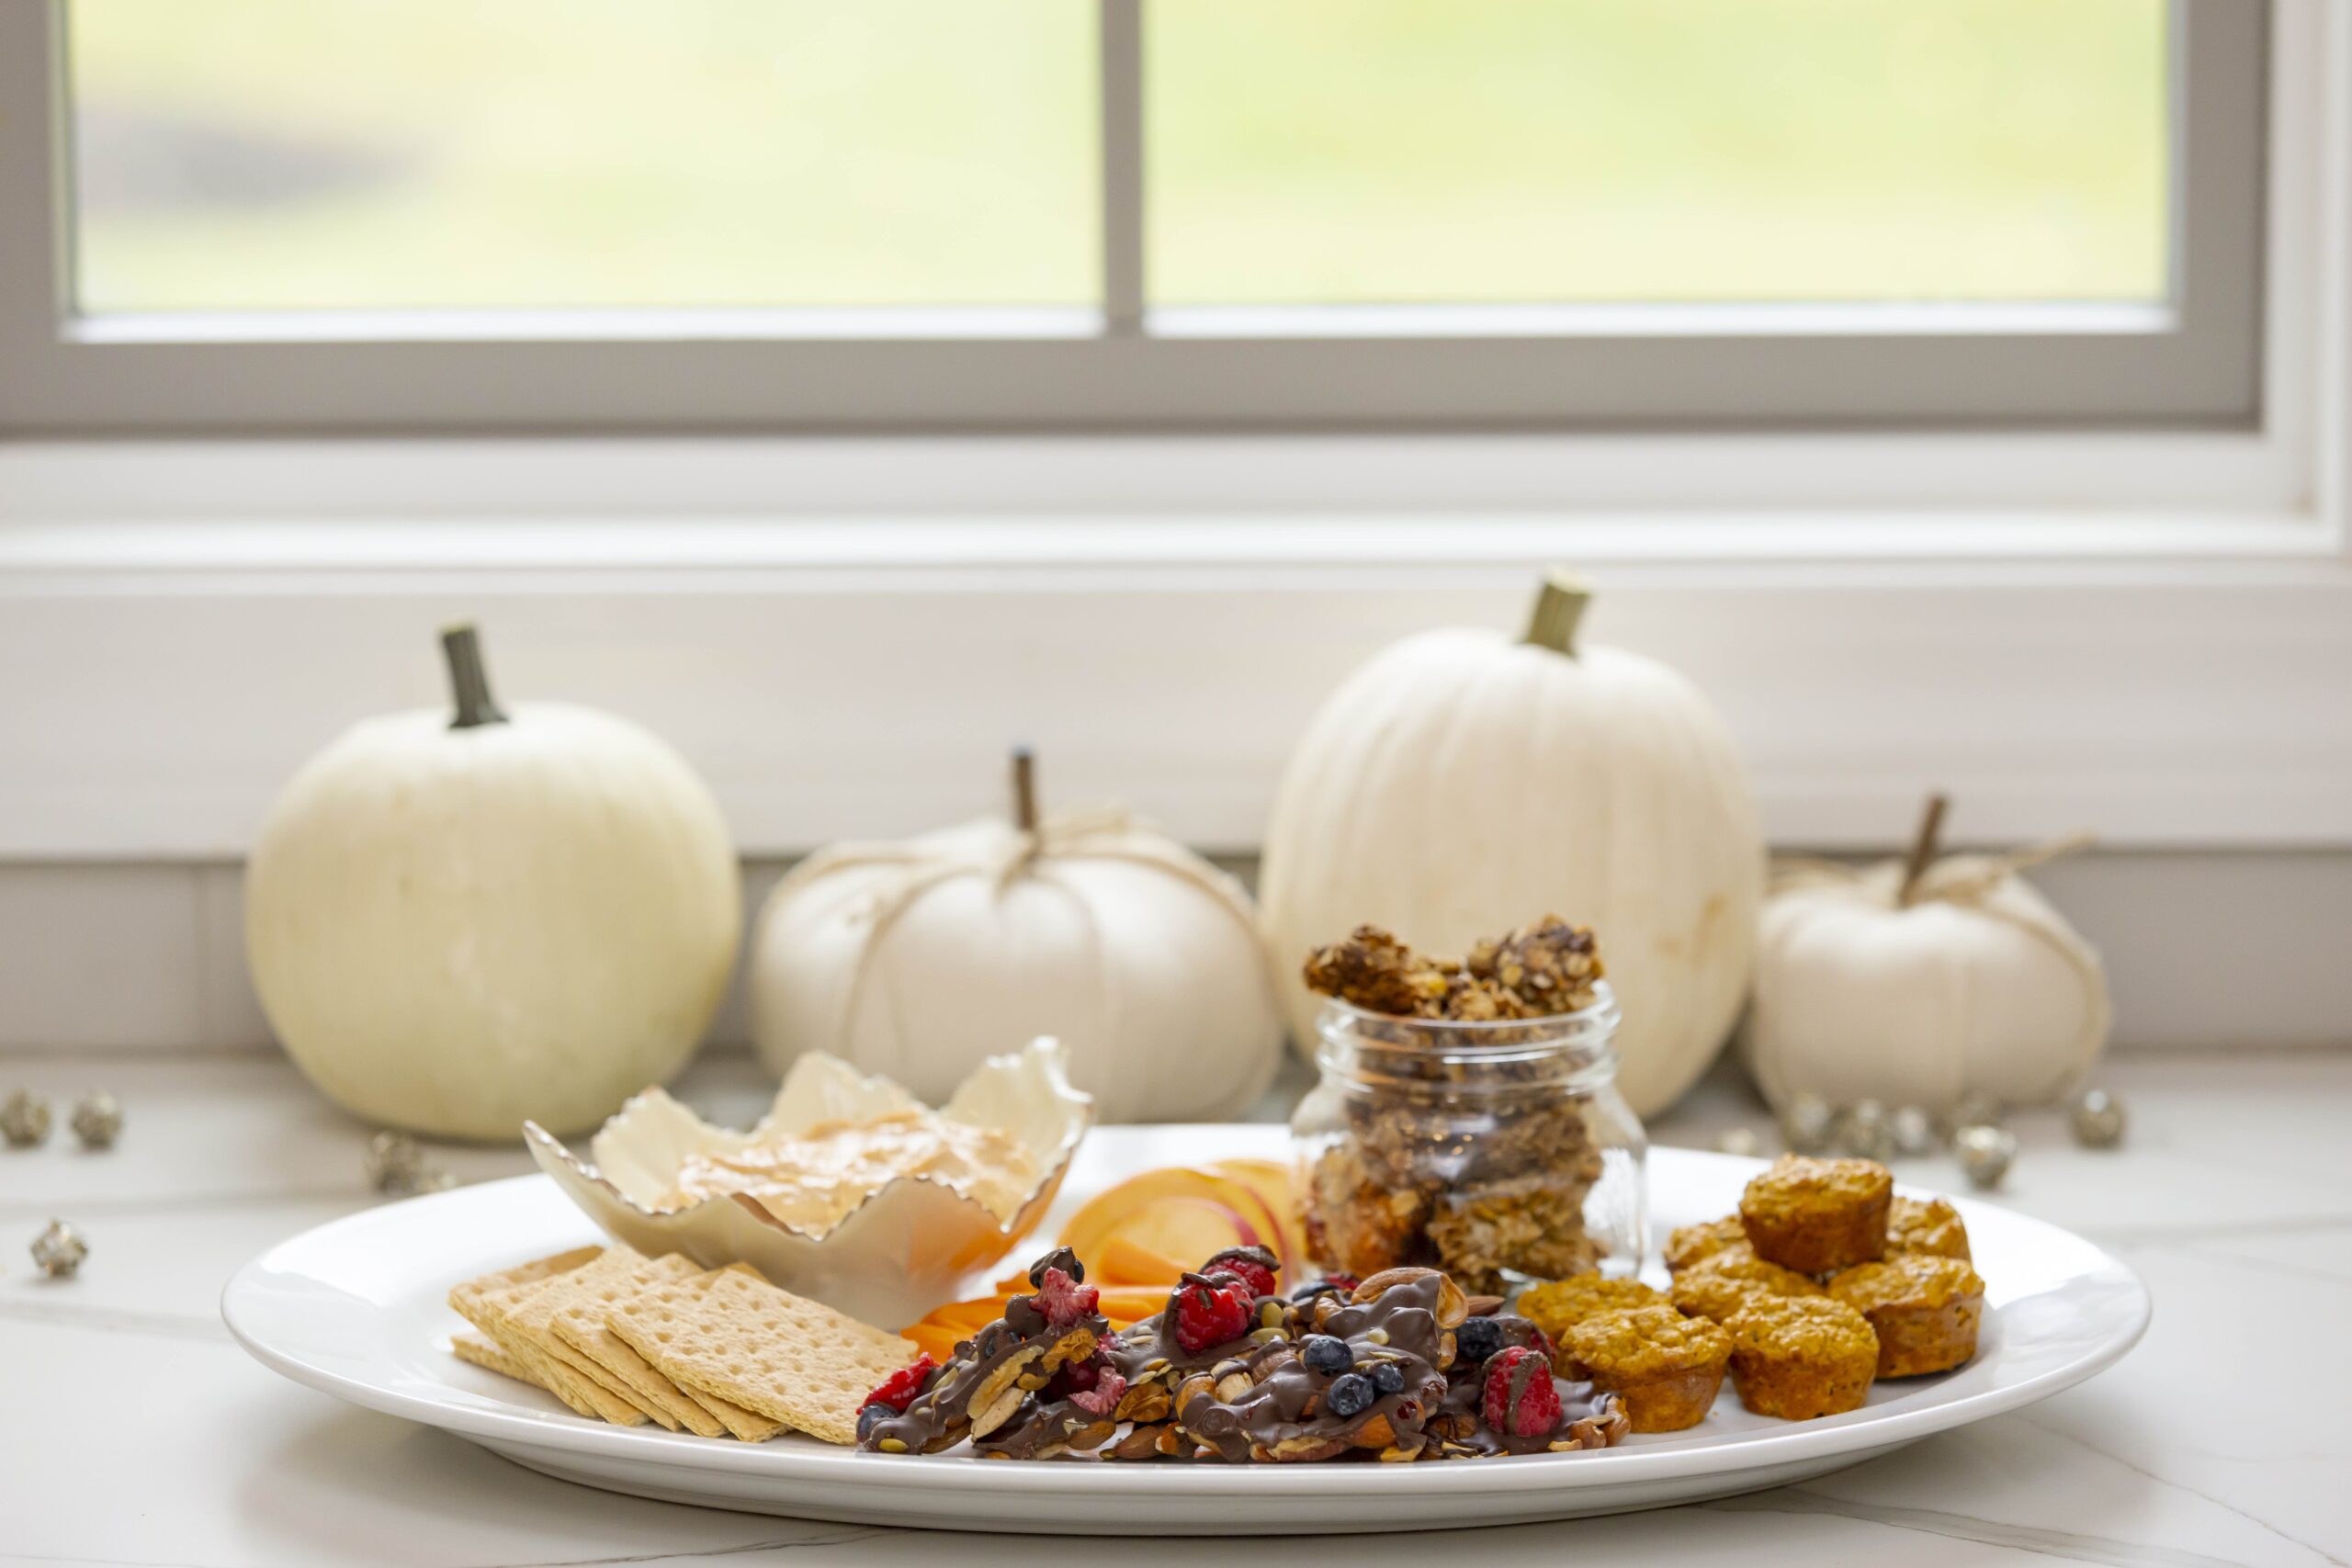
[1826,1253,1985,1377]
[1558,1305,1731,1433]
[1669,1250,1822,1323]
[1664,1216,1753,1274]
[1724,1295,1879,1420]
[1887,1195,1972,1262]
[1739,1155,1894,1274]
[1519,1274,1668,1341]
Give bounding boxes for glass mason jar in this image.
[1291,982,1647,1291]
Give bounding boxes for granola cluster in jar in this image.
[1295,919,1628,1293]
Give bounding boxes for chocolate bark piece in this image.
[859,1249,1108,1455]
[1172,1270,1456,1463]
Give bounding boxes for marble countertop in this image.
[4,1046,2348,1568]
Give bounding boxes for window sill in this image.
[2,500,2348,861]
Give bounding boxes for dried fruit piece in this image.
[1031,1266,1101,1330]
[1201,1245,1280,1299]
[1481,1347,1564,1439]
[1170,1273,1254,1354]
[860,1352,938,1415]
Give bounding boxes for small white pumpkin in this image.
[1742,800,2111,1113]
[749,751,1283,1122]
[1259,571,1764,1116]
[245,626,741,1140]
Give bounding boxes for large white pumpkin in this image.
[1742,825,2111,1112]
[749,752,1282,1122]
[245,626,741,1141]
[1259,572,1764,1116]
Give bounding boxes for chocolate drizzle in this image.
[1178,1274,1452,1462]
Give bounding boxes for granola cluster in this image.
[1303,917,1603,1024]
[1300,920,1610,1292]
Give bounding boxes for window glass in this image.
[1148,0,2168,307]
[69,0,1097,313]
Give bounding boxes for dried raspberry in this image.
[1481,1347,1563,1438]
[1046,1357,1129,1418]
[1323,1274,1360,1294]
[1031,1266,1101,1330]
[860,1352,938,1414]
[1201,1246,1279,1299]
[1170,1273,1254,1354]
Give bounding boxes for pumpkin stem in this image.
[1897,792,1950,908]
[440,623,509,730]
[1522,569,1592,657]
[1011,746,1039,833]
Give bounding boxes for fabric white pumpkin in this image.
[749,752,1282,1122]
[1742,830,2111,1114]
[245,626,741,1141]
[1259,571,1764,1116]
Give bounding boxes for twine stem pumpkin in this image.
[1743,797,2110,1114]
[751,749,1282,1122]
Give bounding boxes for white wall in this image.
[3,851,2343,1055]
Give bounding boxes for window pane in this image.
[1148,0,2168,307]
[69,0,1096,313]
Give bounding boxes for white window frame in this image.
[0,0,2273,434]
[0,1,2347,865]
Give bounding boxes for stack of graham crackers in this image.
[448,1245,915,1445]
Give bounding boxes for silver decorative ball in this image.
[1837,1100,1897,1163]
[1891,1105,1938,1158]
[366,1130,458,1198]
[1714,1126,1764,1159]
[1954,1124,2018,1190]
[1,1089,51,1149]
[70,1090,123,1151]
[1779,1092,1837,1155]
[31,1219,87,1278]
[2071,1089,2126,1149]
[1946,1091,2004,1139]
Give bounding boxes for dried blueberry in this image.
[856,1403,891,1441]
[1368,1360,1406,1395]
[1301,1334,1352,1375]
[1454,1315,1505,1365]
[1325,1371,1376,1418]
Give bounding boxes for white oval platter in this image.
[222,1124,2147,1535]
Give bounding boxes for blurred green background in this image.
[68,0,2166,314]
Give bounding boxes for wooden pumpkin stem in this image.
[440,623,509,730]
[1897,792,1950,908]
[1011,746,1039,833]
[1523,569,1593,657]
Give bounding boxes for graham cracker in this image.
[448,1247,649,1427]
[485,1245,697,1432]
[607,1267,915,1446]
[542,1251,740,1438]
[450,1331,536,1385]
